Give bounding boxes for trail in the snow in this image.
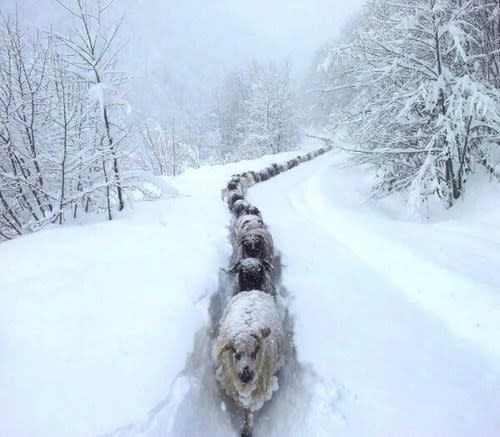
[100,149,343,437]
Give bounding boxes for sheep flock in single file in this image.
[213,146,330,437]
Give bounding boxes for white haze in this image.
[1,0,364,119]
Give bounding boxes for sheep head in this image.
[218,328,272,385]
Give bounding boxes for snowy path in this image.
[1,147,499,437]
[247,151,500,436]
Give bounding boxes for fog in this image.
[2,0,363,118]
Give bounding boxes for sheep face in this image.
[227,180,239,191]
[219,328,271,386]
[231,258,272,293]
[239,229,273,261]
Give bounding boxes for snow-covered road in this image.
[1,145,499,437]
[247,151,500,436]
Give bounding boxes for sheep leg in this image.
[241,409,253,437]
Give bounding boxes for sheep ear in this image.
[217,342,232,358]
[229,262,240,274]
[262,260,273,271]
[260,327,271,339]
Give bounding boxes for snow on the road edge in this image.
[0,150,307,437]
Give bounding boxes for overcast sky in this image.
[1,0,364,117]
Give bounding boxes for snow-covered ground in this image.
[1,142,500,436]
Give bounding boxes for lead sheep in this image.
[216,290,284,437]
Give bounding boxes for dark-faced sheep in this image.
[246,205,261,218]
[216,290,284,437]
[230,258,274,295]
[237,227,274,262]
[232,199,252,217]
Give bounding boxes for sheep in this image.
[269,165,278,177]
[234,214,264,237]
[230,258,274,295]
[286,159,298,169]
[232,199,252,218]
[227,191,245,210]
[236,227,274,262]
[215,290,284,437]
[277,163,288,173]
[223,180,244,203]
[258,168,271,181]
[271,163,281,174]
[251,171,261,183]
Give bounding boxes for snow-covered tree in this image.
[0,1,137,240]
[238,62,298,158]
[314,0,500,214]
[206,61,299,162]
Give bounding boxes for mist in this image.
[1,0,363,118]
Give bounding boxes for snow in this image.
[247,146,500,436]
[0,150,301,437]
[1,141,500,436]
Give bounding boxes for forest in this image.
[1,0,498,240]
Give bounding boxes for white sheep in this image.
[215,290,284,436]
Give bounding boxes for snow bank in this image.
[0,150,302,437]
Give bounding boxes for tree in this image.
[314,0,500,214]
[55,0,129,215]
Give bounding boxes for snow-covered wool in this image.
[287,159,298,168]
[267,165,278,177]
[232,199,252,218]
[234,214,265,237]
[223,182,245,204]
[252,171,262,183]
[230,258,274,295]
[259,169,271,181]
[241,172,256,187]
[246,205,261,218]
[215,290,284,412]
[227,191,245,210]
[278,163,288,173]
[236,227,274,262]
